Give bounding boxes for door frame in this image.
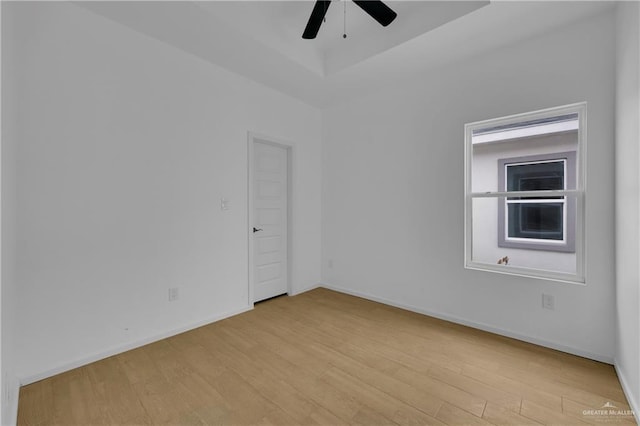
[247,132,294,306]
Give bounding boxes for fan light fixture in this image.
[302,0,397,40]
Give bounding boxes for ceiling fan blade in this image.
[302,0,332,39]
[352,0,397,27]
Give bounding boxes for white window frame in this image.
[464,103,586,284]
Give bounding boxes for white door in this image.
[252,141,288,302]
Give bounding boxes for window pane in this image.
[507,202,563,240]
[506,161,564,191]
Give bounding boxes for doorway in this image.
[248,135,292,304]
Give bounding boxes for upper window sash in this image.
[465,103,586,196]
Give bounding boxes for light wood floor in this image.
[18,288,635,425]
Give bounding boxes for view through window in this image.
[464,104,585,283]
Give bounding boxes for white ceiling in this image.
[195,1,489,76]
[78,1,614,107]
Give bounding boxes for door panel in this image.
[257,263,281,282]
[253,141,288,302]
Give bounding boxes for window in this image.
[498,152,576,252]
[464,103,585,283]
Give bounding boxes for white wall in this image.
[6,2,322,384]
[4,1,636,416]
[615,1,640,416]
[472,133,577,273]
[322,11,616,361]
[1,1,20,423]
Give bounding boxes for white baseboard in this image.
[321,283,614,364]
[614,361,639,424]
[20,305,253,386]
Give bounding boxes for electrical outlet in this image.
[542,293,555,310]
[168,287,179,302]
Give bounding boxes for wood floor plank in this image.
[17,289,634,426]
[481,402,542,426]
[460,363,564,411]
[435,402,493,425]
[392,366,487,417]
[521,399,591,425]
[306,341,445,417]
[427,366,522,412]
[16,380,54,426]
[202,328,361,424]
[497,361,631,411]
[322,366,445,426]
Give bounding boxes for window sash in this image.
[471,191,573,246]
[465,192,584,284]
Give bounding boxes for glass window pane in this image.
[507,202,564,240]
[506,161,564,191]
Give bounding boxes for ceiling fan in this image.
[302,0,397,39]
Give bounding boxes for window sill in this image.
[465,261,585,285]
